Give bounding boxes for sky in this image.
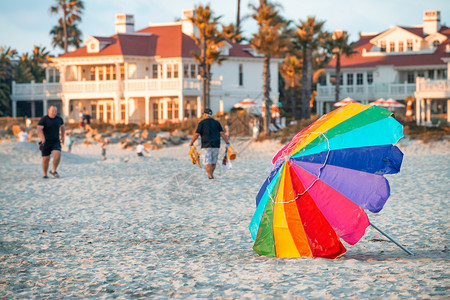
[1,0,449,56]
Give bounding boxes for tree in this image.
[189,4,226,111]
[0,46,17,117]
[280,53,302,119]
[324,31,356,102]
[236,0,241,29]
[50,20,82,52]
[221,23,245,44]
[49,0,84,53]
[295,16,326,119]
[250,0,288,134]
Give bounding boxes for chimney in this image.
[181,9,197,37]
[423,11,441,35]
[115,14,134,34]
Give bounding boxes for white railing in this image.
[12,78,221,99]
[416,78,450,93]
[316,82,416,101]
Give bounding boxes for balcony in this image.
[316,82,416,102]
[12,77,222,100]
[415,78,450,98]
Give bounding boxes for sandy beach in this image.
[0,137,449,298]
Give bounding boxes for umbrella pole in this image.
[369,221,414,255]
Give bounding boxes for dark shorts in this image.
[137,152,143,157]
[41,141,61,156]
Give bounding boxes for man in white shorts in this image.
[189,108,230,179]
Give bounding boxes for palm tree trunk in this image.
[63,9,68,54]
[301,48,308,119]
[263,54,272,134]
[305,43,313,119]
[206,64,211,110]
[236,0,241,28]
[335,53,341,103]
[290,84,297,119]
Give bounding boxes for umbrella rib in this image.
[269,132,331,204]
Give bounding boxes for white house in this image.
[316,11,450,125]
[11,10,280,124]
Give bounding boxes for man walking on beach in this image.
[37,106,65,178]
[189,108,230,179]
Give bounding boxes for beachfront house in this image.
[316,11,450,125]
[11,10,280,124]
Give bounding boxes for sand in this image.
[0,137,448,298]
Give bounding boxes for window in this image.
[428,70,434,79]
[168,101,173,119]
[152,64,158,79]
[433,40,440,47]
[120,64,125,80]
[407,40,413,51]
[380,41,386,52]
[367,72,373,84]
[356,73,363,85]
[399,42,404,52]
[91,104,96,119]
[55,69,60,82]
[106,65,111,80]
[98,67,104,81]
[347,73,353,85]
[99,105,104,122]
[390,42,395,52]
[112,65,116,80]
[90,67,95,80]
[340,75,343,85]
[238,64,243,86]
[153,103,158,122]
[407,72,414,83]
[183,64,189,78]
[121,104,126,120]
[190,64,196,78]
[173,64,179,78]
[418,71,424,78]
[174,102,179,119]
[167,64,172,78]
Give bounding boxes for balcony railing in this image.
[416,78,450,94]
[316,82,416,101]
[12,77,222,100]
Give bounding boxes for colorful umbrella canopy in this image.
[249,104,404,258]
[334,97,360,107]
[385,98,405,108]
[233,99,258,109]
[370,98,389,107]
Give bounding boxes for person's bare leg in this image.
[42,156,50,176]
[211,164,216,176]
[52,150,61,173]
[205,164,213,179]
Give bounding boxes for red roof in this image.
[58,23,255,59]
[327,26,450,69]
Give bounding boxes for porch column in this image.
[125,97,129,124]
[163,100,168,121]
[63,98,70,122]
[197,96,201,118]
[12,99,17,118]
[145,96,150,124]
[114,95,121,123]
[178,93,184,120]
[415,97,421,125]
[43,99,48,116]
[426,98,431,124]
[420,98,426,125]
[45,68,49,82]
[31,101,36,118]
[447,99,450,123]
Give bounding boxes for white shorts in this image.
[203,148,220,165]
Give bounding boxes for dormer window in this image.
[407,40,413,51]
[433,40,440,47]
[380,41,386,52]
[399,42,404,52]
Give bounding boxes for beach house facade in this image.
[11,10,280,124]
[316,11,450,125]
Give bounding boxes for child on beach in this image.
[136,141,150,157]
[66,133,74,152]
[101,139,107,160]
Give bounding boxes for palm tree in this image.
[280,53,302,119]
[0,46,17,117]
[13,55,34,83]
[236,0,241,29]
[49,0,84,53]
[50,21,82,52]
[250,1,288,134]
[324,31,356,103]
[221,23,245,44]
[189,4,226,110]
[295,16,326,120]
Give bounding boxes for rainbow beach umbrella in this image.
[249,103,412,258]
